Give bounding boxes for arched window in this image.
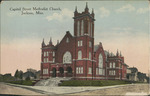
[110,62,112,68]
[89,52,91,60]
[81,20,84,36]
[98,53,103,68]
[88,22,90,36]
[77,21,80,36]
[66,37,69,43]
[91,23,92,37]
[78,50,82,59]
[63,51,72,64]
[113,62,115,68]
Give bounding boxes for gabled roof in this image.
[104,50,109,57]
[58,31,73,45]
[128,67,138,73]
[23,71,35,77]
[94,45,99,52]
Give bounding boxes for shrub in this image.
[8,80,33,86]
[59,80,131,86]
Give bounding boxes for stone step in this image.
[34,77,72,86]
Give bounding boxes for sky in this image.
[0,1,149,75]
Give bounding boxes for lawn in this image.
[7,80,33,86]
[59,80,131,86]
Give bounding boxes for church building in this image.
[40,4,128,80]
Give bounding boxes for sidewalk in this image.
[4,82,149,95]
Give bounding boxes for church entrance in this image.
[66,67,72,77]
[52,68,56,77]
[59,67,64,77]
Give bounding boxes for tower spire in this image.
[85,2,89,12]
[111,52,113,57]
[86,2,88,9]
[42,38,45,46]
[116,49,119,56]
[107,50,110,57]
[49,37,53,45]
[92,8,94,14]
[57,40,59,45]
[120,51,122,57]
[75,6,78,12]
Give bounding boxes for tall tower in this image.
[74,3,95,37]
[73,3,95,80]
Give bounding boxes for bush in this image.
[59,80,131,86]
[8,80,33,86]
[25,76,30,81]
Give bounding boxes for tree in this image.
[26,76,30,81]
[14,69,24,80]
[18,71,23,79]
[14,69,19,79]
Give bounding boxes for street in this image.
[0,82,149,95]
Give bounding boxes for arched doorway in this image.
[59,67,64,77]
[66,67,72,77]
[52,68,56,77]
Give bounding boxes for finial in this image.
[107,50,109,57]
[99,42,102,46]
[111,52,113,57]
[42,38,45,46]
[49,37,53,45]
[86,2,88,8]
[57,40,59,45]
[50,37,52,42]
[75,6,77,12]
[85,2,89,12]
[116,49,119,56]
[74,6,78,12]
[92,8,94,14]
[120,51,122,57]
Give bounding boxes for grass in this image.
[7,80,33,86]
[59,80,131,86]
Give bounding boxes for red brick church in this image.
[40,4,128,80]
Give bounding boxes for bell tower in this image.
[73,3,95,79]
[73,2,95,37]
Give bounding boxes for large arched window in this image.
[81,20,84,36]
[98,53,103,68]
[63,51,72,64]
[78,50,82,59]
[77,21,80,36]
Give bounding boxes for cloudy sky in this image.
[1,1,149,75]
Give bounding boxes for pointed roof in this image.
[92,8,94,14]
[86,2,88,9]
[49,37,53,45]
[85,2,89,12]
[57,40,59,45]
[75,6,78,12]
[99,42,102,47]
[94,42,103,52]
[42,38,45,46]
[94,45,99,52]
[116,49,119,56]
[120,51,122,57]
[104,50,109,57]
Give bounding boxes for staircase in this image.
[34,77,72,86]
